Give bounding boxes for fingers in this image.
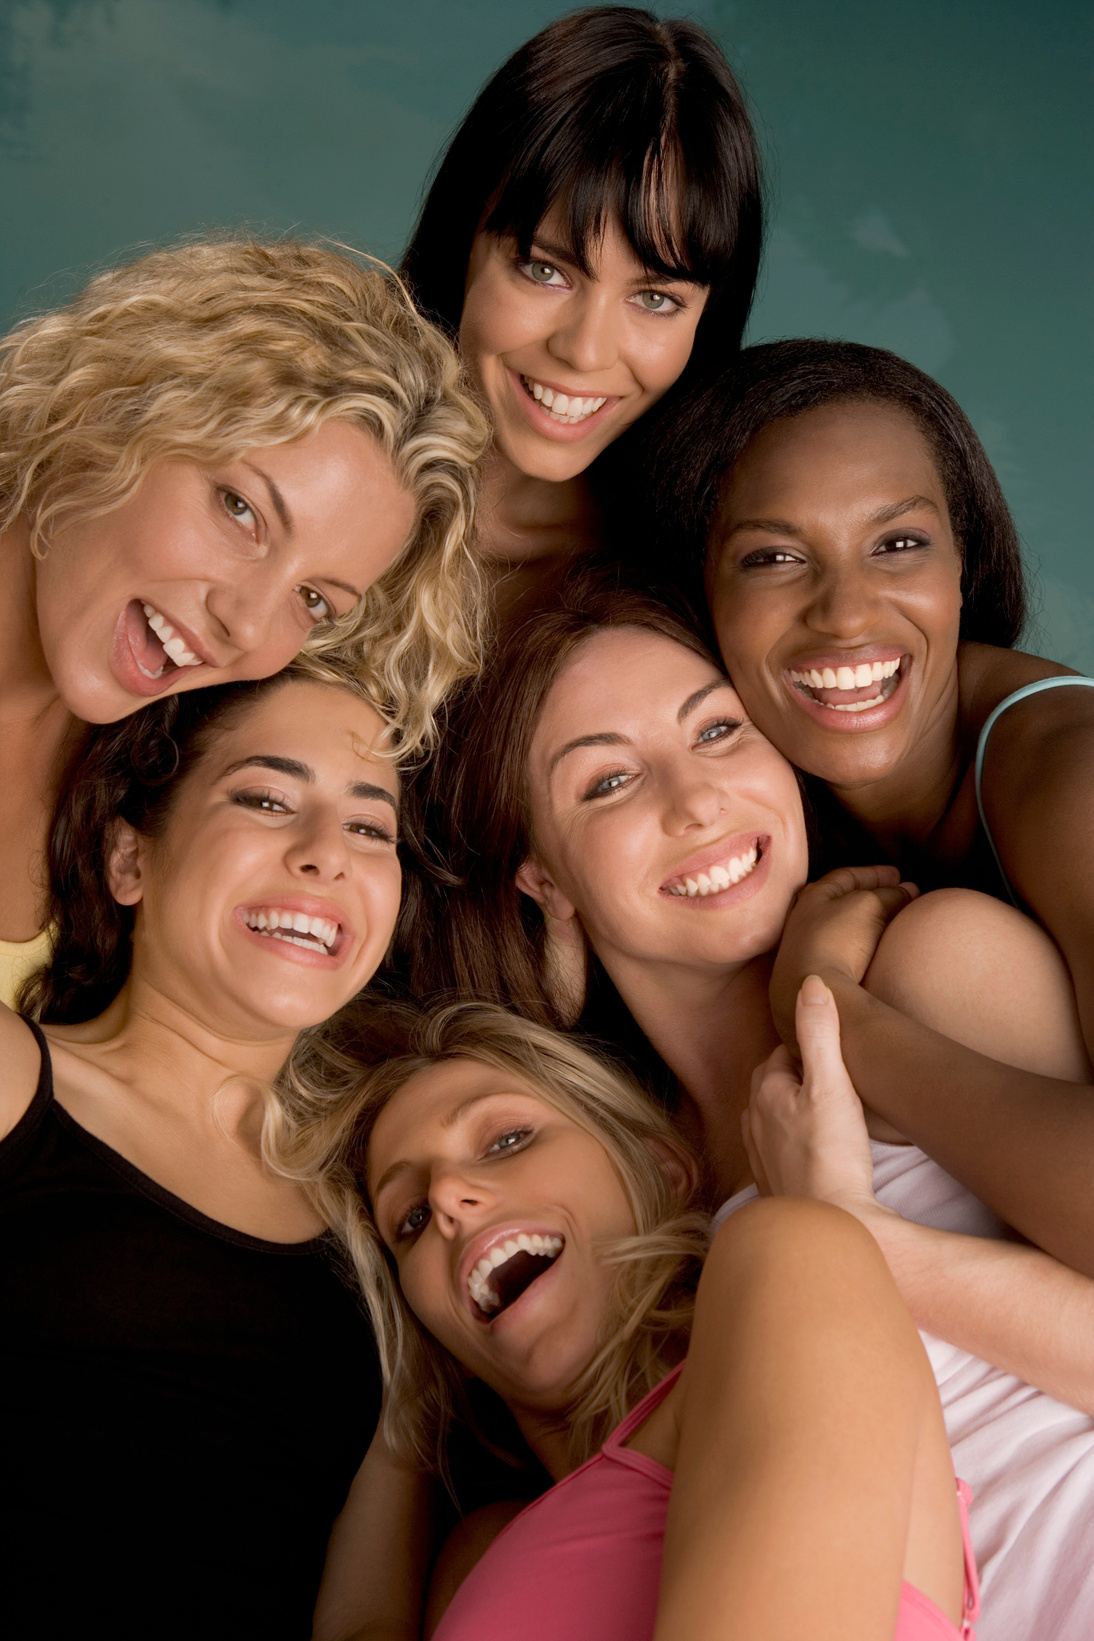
[740,1107,771,1196]
[804,866,920,903]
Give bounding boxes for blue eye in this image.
[396,1202,430,1239]
[488,1127,532,1155]
[696,719,741,745]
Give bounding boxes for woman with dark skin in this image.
[640,340,1094,1276]
[400,6,761,618]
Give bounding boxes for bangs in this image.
[485,111,738,288]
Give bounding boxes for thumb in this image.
[794,974,847,1086]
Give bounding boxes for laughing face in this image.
[31,420,417,723]
[458,211,707,491]
[368,1057,635,1417]
[706,400,964,788]
[113,678,402,1035]
[516,628,810,980]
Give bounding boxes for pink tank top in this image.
[433,1366,980,1641]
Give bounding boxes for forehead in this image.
[208,680,397,783]
[722,400,944,512]
[537,628,735,737]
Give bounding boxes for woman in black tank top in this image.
[0,654,407,1639]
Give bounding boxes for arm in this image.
[747,977,1094,1413]
[770,871,1094,1276]
[654,1196,962,1641]
[312,1424,434,1641]
[0,1003,47,1140]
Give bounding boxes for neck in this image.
[599,945,781,1203]
[51,969,299,1133]
[476,449,601,567]
[821,669,966,861]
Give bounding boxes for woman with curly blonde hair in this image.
[0,235,486,1002]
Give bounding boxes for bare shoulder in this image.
[0,1004,46,1142]
[958,641,1078,734]
[866,889,1090,1080]
[703,1198,883,1300]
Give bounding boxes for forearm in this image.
[853,1203,1094,1414]
[312,1429,434,1641]
[824,974,1094,1277]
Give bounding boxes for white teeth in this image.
[467,1233,564,1313]
[828,694,885,712]
[522,378,608,424]
[242,909,338,948]
[821,667,837,688]
[668,845,759,900]
[790,657,901,695]
[141,602,202,668]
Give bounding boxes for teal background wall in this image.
[1,0,1090,665]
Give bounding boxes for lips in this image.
[780,651,910,731]
[660,832,771,903]
[112,601,212,699]
[459,1225,565,1322]
[234,896,353,966]
[508,369,619,443]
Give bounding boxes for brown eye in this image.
[296,585,332,622]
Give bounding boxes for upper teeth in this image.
[666,844,758,899]
[142,603,201,668]
[467,1232,563,1313]
[242,908,339,949]
[789,658,901,692]
[522,377,607,424]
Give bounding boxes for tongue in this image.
[491,1250,558,1313]
[125,601,175,678]
[804,678,889,707]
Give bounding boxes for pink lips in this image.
[658,832,772,910]
[111,601,215,700]
[233,894,353,969]
[458,1223,566,1322]
[508,369,620,443]
[782,652,910,734]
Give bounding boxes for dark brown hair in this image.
[402,7,763,383]
[23,659,384,1025]
[638,338,1027,647]
[399,581,718,1037]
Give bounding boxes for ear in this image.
[106,819,147,907]
[645,1134,700,1206]
[515,855,577,923]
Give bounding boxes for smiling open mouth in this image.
[129,600,203,680]
[519,375,607,425]
[241,908,341,953]
[662,840,764,899]
[467,1233,564,1318]
[788,658,904,713]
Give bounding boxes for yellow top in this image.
[0,926,53,1010]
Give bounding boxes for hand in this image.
[743,976,882,1219]
[770,866,919,1045]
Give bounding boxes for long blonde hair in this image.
[275,998,710,1475]
[0,237,489,752]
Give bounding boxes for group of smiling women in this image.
[2,9,1092,1641]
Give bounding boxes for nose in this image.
[662,766,727,835]
[428,1163,494,1237]
[205,566,293,661]
[804,559,880,640]
[546,287,619,377]
[284,810,350,882]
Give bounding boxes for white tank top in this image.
[714,1145,1094,1641]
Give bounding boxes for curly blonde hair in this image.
[272,998,709,1477]
[0,238,489,751]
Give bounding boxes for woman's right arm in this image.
[654,1197,962,1641]
[0,1005,47,1142]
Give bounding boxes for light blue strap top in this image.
[974,675,1094,903]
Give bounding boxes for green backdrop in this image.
[2,0,1089,665]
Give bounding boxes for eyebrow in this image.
[721,494,942,543]
[549,731,629,773]
[220,755,397,810]
[242,462,294,535]
[678,680,731,722]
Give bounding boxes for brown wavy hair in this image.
[0,237,489,750]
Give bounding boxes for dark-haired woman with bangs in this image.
[401,5,761,617]
[639,337,1094,1285]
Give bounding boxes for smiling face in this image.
[706,400,965,788]
[458,210,707,488]
[32,420,417,723]
[518,627,809,981]
[115,678,402,1036]
[368,1056,634,1417]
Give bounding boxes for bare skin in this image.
[707,401,1094,1259]
[0,423,414,943]
[459,212,707,618]
[354,1061,963,1640]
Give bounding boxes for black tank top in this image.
[0,1023,381,1639]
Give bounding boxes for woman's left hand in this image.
[743,975,884,1219]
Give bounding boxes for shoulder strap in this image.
[974,677,1094,904]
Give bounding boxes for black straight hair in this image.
[401,6,763,375]
[641,338,1027,648]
